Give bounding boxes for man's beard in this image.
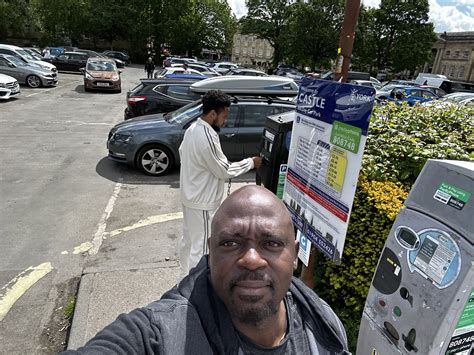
[226,271,279,325]
[211,124,221,133]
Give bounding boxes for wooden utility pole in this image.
[300,0,361,289]
[334,0,361,82]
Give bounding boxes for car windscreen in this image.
[87,61,116,71]
[17,49,36,60]
[6,55,27,66]
[166,100,203,125]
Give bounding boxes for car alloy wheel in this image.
[137,144,173,176]
[26,75,41,88]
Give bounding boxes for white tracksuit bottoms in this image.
[178,205,217,281]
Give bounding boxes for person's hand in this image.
[252,156,262,169]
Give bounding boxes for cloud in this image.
[227,0,474,32]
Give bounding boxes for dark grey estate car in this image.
[107,97,295,176]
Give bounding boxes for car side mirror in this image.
[8,62,15,68]
[79,67,85,73]
[118,70,122,74]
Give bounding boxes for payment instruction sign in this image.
[282,78,375,263]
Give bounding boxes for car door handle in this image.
[224,133,235,138]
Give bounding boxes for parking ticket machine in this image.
[256,111,295,195]
[357,160,473,354]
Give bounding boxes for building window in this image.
[454,50,459,58]
[458,66,465,79]
[449,65,456,77]
[463,51,469,59]
[445,50,450,58]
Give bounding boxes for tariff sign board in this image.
[282,78,375,263]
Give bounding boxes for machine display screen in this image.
[396,227,419,249]
[264,130,275,142]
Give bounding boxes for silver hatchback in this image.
[0,54,58,88]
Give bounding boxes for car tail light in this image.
[127,96,147,104]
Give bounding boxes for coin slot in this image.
[384,321,400,342]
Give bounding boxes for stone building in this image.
[428,31,474,82]
[231,32,274,70]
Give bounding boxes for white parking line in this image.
[0,262,53,321]
[105,212,183,238]
[88,181,123,255]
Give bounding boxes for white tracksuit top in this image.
[179,118,254,210]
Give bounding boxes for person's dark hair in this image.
[202,90,231,115]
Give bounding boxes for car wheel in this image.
[136,144,173,176]
[26,75,41,88]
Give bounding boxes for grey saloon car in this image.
[107,97,295,176]
[0,54,58,88]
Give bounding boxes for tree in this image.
[168,0,237,57]
[285,0,344,68]
[0,0,40,40]
[353,0,436,74]
[240,0,295,66]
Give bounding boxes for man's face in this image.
[213,106,229,128]
[209,191,297,325]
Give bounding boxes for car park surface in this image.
[108,97,295,176]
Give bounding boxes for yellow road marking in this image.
[106,212,183,238]
[73,242,93,254]
[0,262,53,321]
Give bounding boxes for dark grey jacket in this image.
[63,256,349,354]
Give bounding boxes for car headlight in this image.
[85,72,94,80]
[113,133,132,143]
[111,74,120,81]
[0,83,6,88]
[41,65,50,70]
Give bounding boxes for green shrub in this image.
[362,103,472,187]
[314,177,408,311]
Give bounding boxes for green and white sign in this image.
[434,182,471,210]
[445,288,474,354]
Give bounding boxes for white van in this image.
[0,44,57,73]
[415,73,448,86]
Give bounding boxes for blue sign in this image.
[296,78,375,135]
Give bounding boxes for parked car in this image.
[418,85,446,97]
[23,47,42,56]
[42,47,65,58]
[109,97,295,176]
[350,80,380,89]
[0,44,57,72]
[103,50,130,65]
[225,68,268,77]
[171,63,220,77]
[45,51,89,72]
[275,66,304,83]
[124,77,204,119]
[74,49,125,68]
[154,67,205,78]
[0,73,20,99]
[386,87,439,106]
[423,92,474,108]
[82,57,121,93]
[0,54,58,87]
[212,62,238,74]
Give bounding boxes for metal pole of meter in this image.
[334,0,361,82]
[300,0,361,289]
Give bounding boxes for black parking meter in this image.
[256,111,295,196]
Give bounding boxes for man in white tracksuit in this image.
[178,90,262,280]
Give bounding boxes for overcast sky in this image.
[227,0,474,33]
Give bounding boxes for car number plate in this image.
[97,82,109,87]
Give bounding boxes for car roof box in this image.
[190,76,298,96]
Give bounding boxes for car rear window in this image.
[130,83,144,95]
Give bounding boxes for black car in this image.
[45,51,89,72]
[109,97,295,176]
[124,77,204,120]
[74,49,125,68]
[103,51,130,65]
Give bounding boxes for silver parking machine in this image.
[357,160,473,354]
